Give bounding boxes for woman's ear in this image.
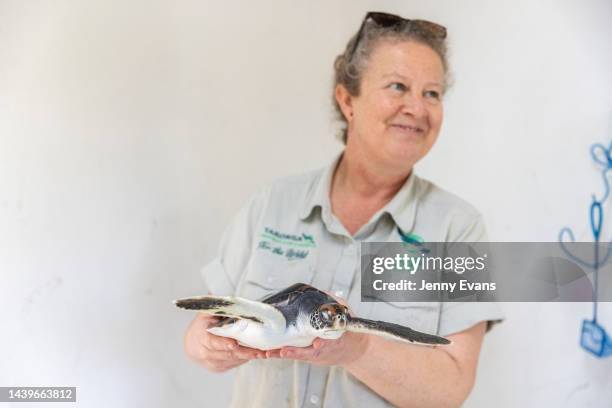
[335,84,354,121]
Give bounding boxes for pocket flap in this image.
[239,252,315,299]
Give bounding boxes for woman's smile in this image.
[389,122,426,136]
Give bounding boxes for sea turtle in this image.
[174,283,450,350]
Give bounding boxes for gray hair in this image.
[333,21,451,144]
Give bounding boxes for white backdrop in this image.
[1,0,611,407]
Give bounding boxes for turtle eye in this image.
[321,310,331,321]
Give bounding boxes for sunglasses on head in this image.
[348,12,447,60]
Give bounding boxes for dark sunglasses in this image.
[348,12,447,59]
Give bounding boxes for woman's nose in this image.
[401,93,426,117]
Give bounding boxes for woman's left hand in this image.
[265,331,370,367]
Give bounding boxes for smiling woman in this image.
[336,40,445,177]
[183,11,504,408]
[333,12,449,146]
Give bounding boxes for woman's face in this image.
[339,40,445,171]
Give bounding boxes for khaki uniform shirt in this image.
[202,155,504,408]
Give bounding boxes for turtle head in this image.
[310,303,349,337]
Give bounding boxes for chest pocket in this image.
[238,250,315,300]
[357,299,441,336]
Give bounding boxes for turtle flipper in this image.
[174,295,286,330]
[347,317,450,346]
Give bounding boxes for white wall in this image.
[1,0,611,407]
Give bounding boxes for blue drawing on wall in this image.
[559,140,612,358]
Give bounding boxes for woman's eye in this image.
[424,90,441,100]
[389,82,407,92]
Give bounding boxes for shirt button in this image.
[310,394,320,405]
[334,290,344,298]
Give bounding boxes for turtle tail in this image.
[346,316,451,346]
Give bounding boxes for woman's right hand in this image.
[184,314,267,372]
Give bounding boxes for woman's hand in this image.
[265,331,370,367]
[184,314,266,372]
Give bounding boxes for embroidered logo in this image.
[260,227,315,248]
[397,227,430,254]
[257,227,315,260]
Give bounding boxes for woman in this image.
[184,12,503,408]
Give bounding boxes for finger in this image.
[204,347,264,361]
[196,313,218,326]
[312,338,328,349]
[266,349,282,359]
[232,345,267,360]
[283,350,317,360]
[280,346,317,360]
[282,345,312,353]
[204,332,267,358]
[204,332,239,351]
[200,348,236,361]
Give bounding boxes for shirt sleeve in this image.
[438,214,505,336]
[200,189,268,296]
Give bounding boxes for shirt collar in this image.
[381,170,419,234]
[299,153,341,221]
[299,152,420,234]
